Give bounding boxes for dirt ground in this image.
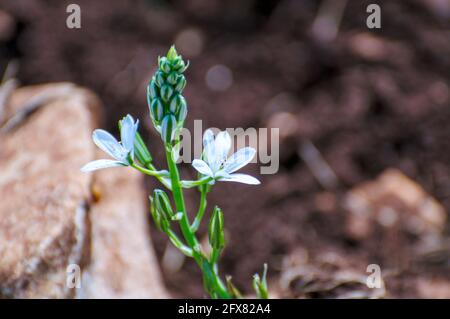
[0,0,449,298]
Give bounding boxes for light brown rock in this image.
[344,168,447,239]
[80,166,168,298]
[0,83,167,298]
[0,83,97,298]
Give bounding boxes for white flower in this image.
[81,114,139,172]
[192,129,260,185]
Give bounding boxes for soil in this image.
[0,0,449,298]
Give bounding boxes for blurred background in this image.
[0,0,449,298]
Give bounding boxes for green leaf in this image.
[226,276,243,299]
[252,264,269,299]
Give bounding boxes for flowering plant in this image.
[82,46,268,299]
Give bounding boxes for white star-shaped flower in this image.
[81,114,139,172]
[192,129,260,185]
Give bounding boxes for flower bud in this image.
[167,72,179,85]
[159,57,172,73]
[175,75,187,92]
[160,84,173,103]
[169,94,186,114]
[150,98,164,123]
[161,114,177,144]
[150,196,169,232]
[208,206,225,250]
[176,102,187,123]
[148,80,159,100]
[154,71,166,87]
[153,189,174,220]
[167,45,178,61]
[173,57,185,71]
[134,132,152,165]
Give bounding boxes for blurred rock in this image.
[344,168,446,240]
[278,249,386,299]
[0,83,97,298]
[0,83,167,298]
[81,166,168,298]
[416,277,450,299]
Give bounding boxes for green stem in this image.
[191,189,207,233]
[166,229,193,257]
[164,146,230,299]
[181,176,212,188]
[132,163,172,190]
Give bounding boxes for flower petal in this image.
[192,159,214,177]
[223,147,256,173]
[213,131,232,171]
[92,129,128,161]
[202,129,216,167]
[218,173,261,185]
[120,114,138,158]
[80,159,126,172]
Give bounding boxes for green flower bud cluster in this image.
[147,46,188,144]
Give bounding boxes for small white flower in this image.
[81,114,139,172]
[192,129,260,185]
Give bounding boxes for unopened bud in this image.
[148,80,159,100]
[153,189,174,220]
[169,94,186,114]
[175,75,187,92]
[208,206,225,250]
[159,57,171,73]
[176,103,187,123]
[160,84,173,103]
[161,114,177,144]
[150,196,169,232]
[154,71,166,87]
[167,72,179,85]
[167,45,178,61]
[173,57,185,72]
[150,98,164,123]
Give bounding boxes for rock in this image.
[0,83,97,298]
[81,166,168,298]
[344,168,446,240]
[278,249,386,299]
[0,83,167,298]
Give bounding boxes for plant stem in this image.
[191,189,207,232]
[132,163,172,190]
[164,146,230,298]
[180,176,212,188]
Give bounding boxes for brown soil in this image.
[0,0,449,298]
